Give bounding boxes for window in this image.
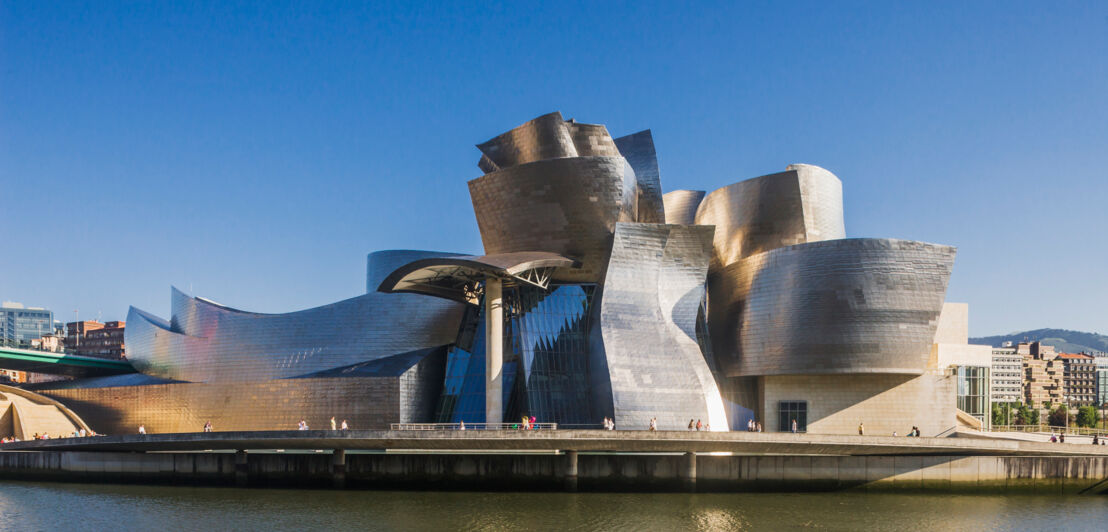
[778,401,807,432]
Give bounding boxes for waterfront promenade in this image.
[4,430,1108,494]
[4,428,1108,456]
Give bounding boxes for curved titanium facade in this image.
[475,111,620,171]
[468,156,637,282]
[662,190,706,225]
[125,284,465,383]
[594,222,729,430]
[695,164,845,271]
[707,238,956,377]
[613,130,665,224]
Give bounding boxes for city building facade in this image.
[30,112,968,436]
[1057,353,1097,407]
[81,321,125,359]
[990,347,1023,405]
[1022,342,1064,409]
[1097,355,1108,407]
[0,302,54,347]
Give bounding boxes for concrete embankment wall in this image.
[1,452,1107,494]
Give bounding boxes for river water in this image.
[1,481,1106,531]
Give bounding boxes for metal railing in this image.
[992,424,1108,437]
[391,423,558,431]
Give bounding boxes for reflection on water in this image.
[1,481,1107,531]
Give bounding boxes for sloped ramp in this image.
[0,384,93,439]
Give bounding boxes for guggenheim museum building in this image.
[31,112,991,435]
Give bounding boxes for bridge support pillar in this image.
[234,450,248,487]
[564,450,578,492]
[682,451,697,492]
[332,449,346,489]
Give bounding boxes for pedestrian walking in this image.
[695,419,703,431]
[330,416,337,430]
[138,424,146,435]
[649,417,657,431]
[756,422,762,432]
[688,419,695,431]
[791,419,798,433]
[341,419,349,430]
[459,420,466,431]
[858,422,864,435]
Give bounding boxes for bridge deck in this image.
[3,429,1107,457]
[0,346,136,378]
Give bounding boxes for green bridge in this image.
[0,346,136,378]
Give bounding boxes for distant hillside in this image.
[970,328,1108,355]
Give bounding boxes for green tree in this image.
[1017,405,1039,425]
[1048,405,1069,427]
[1076,406,1098,428]
[992,403,1018,427]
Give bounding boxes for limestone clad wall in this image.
[761,373,956,437]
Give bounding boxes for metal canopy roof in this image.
[377,251,579,304]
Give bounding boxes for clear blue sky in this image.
[1,1,1105,336]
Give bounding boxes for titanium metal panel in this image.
[695,164,845,271]
[595,222,729,431]
[613,130,665,224]
[125,285,464,383]
[707,238,956,377]
[37,349,446,434]
[475,112,620,170]
[468,156,637,282]
[662,190,706,225]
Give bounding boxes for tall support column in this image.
[332,449,347,489]
[564,450,579,492]
[682,451,697,492]
[234,449,249,487]
[485,277,503,426]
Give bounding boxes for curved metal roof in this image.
[377,251,580,303]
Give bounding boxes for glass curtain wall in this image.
[508,284,596,426]
[957,366,990,428]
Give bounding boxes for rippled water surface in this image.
[2,481,1107,531]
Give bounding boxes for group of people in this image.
[515,415,538,430]
[687,419,709,431]
[1050,432,1107,445]
[2,428,97,443]
[602,417,616,430]
[745,419,763,432]
[294,417,350,431]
